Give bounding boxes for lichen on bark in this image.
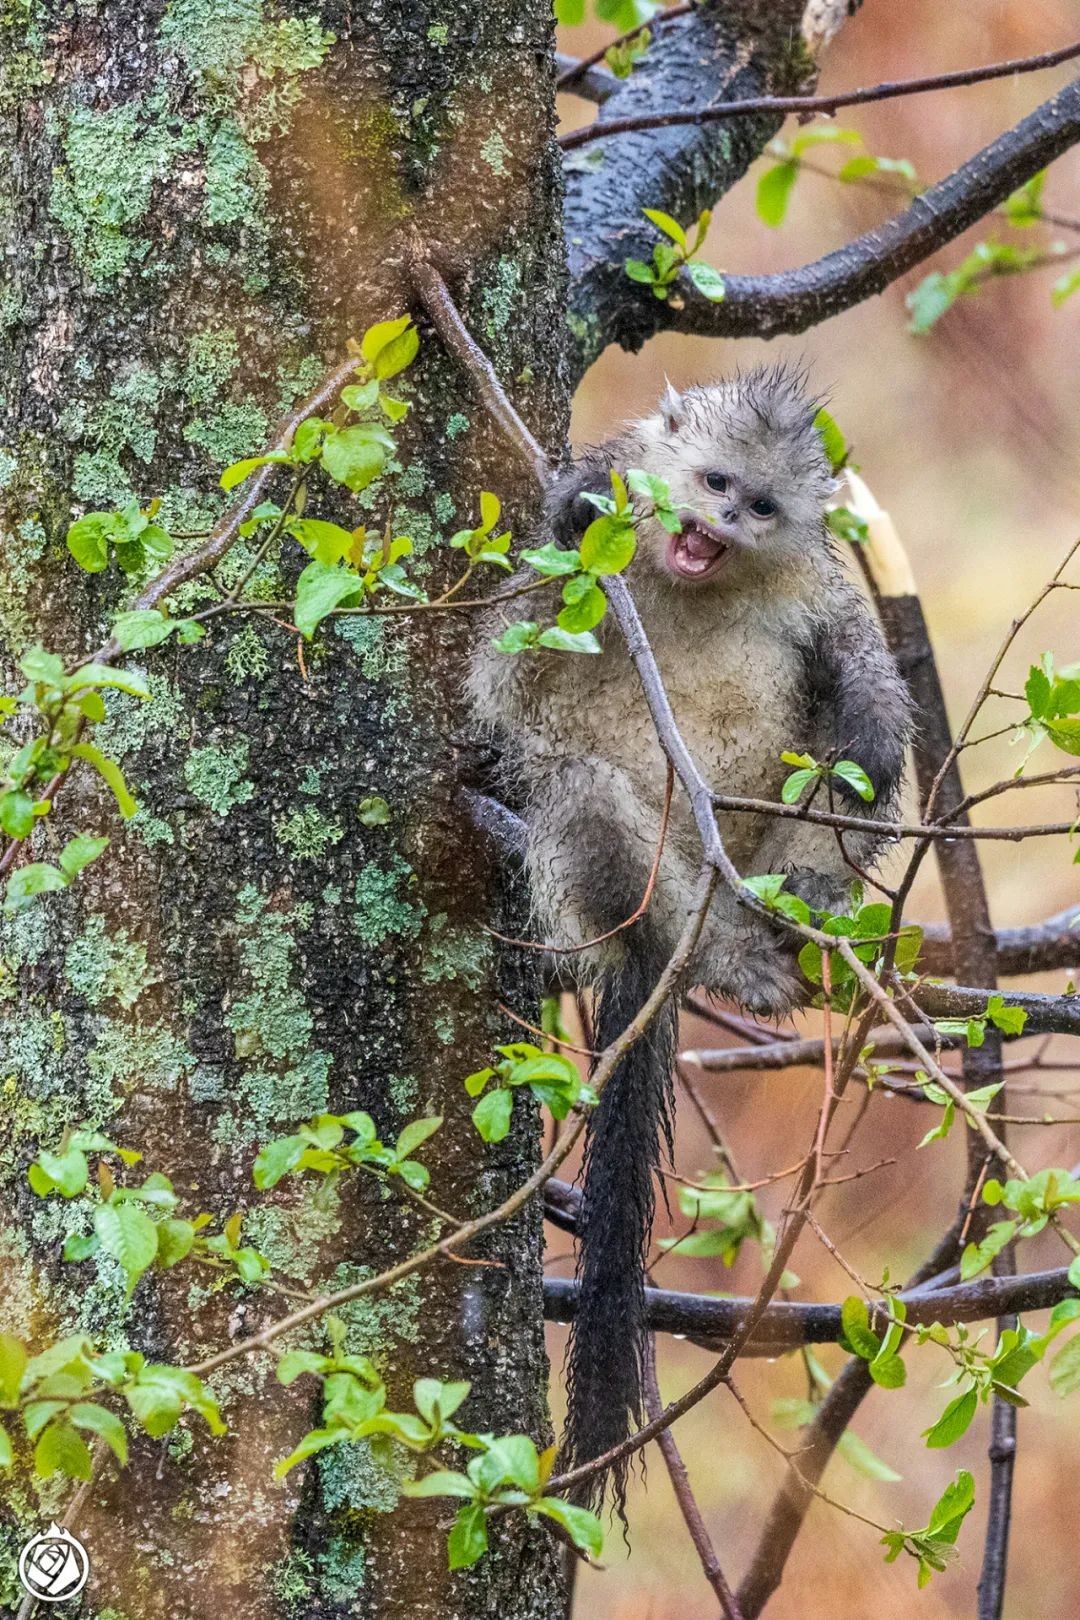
[0,3,566,1615]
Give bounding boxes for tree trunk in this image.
[0,4,566,1617]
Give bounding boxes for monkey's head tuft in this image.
[630,364,834,586]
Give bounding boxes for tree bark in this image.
[0,5,565,1617]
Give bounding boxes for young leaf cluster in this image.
[0,1332,223,1482]
[253,1111,442,1201]
[625,208,726,302]
[465,1044,596,1144]
[29,1131,270,1295]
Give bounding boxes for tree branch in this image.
[921,906,1080,977]
[613,70,1080,348]
[910,981,1080,1038]
[542,1266,1080,1353]
[561,37,1080,149]
[564,0,826,377]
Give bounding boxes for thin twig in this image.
[560,38,1080,149]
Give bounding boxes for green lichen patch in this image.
[63,915,156,1009]
[183,738,255,816]
[352,857,424,949]
[275,804,344,862]
[421,912,490,991]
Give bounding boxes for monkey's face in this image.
[631,372,834,587]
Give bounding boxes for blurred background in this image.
[551,2,1080,1615]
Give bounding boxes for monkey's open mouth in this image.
[666,517,737,581]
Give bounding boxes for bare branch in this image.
[921,906,1080,977]
[561,37,1080,149]
[655,72,1080,343]
[543,1266,1080,1353]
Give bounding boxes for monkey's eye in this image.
[704,471,728,493]
[749,497,777,518]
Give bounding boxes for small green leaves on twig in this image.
[839,1295,907,1390]
[625,208,725,302]
[67,499,173,574]
[756,127,916,228]
[466,1044,597,1143]
[450,492,513,571]
[780,750,875,805]
[0,1331,224,1483]
[253,1111,442,1199]
[1016,653,1080,771]
[880,1470,974,1588]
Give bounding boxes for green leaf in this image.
[1049,1333,1080,1397]
[70,743,138,818]
[394,1115,442,1161]
[836,1427,902,1482]
[537,628,601,654]
[923,1387,977,1449]
[532,1496,604,1557]
[64,663,151,699]
[58,834,109,880]
[1052,266,1080,308]
[0,1334,27,1406]
[253,1134,307,1190]
[320,426,388,492]
[111,609,179,651]
[448,1501,488,1570]
[70,1401,128,1464]
[521,543,581,576]
[757,160,798,227]
[813,408,847,472]
[840,1297,881,1361]
[33,1146,88,1198]
[404,1468,477,1499]
[832,759,875,802]
[685,261,725,302]
[472,1088,513,1143]
[293,560,365,639]
[0,1423,11,1468]
[273,1426,346,1478]
[869,1354,906,1390]
[1045,717,1080,756]
[906,272,957,334]
[986,995,1027,1037]
[155,1219,196,1269]
[579,514,636,575]
[4,863,67,911]
[492,621,540,654]
[66,513,114,571]
[0,790,34,839]
[289,519,356,565]
[220,451,291,491]
[557,583,607,634]
[34,1421,93,1479]
[624,258,657,286]
[94,1202,160,1290]
[827,506,869,544]
[643,208,686,249]
[781,767,816,804]
[341,379,380,412]
[360,316,419,379]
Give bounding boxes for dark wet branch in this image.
[921,905,1080,977]
[561,36,1080,149]
[568,51,1080,364]
[542,1266,1080,1353]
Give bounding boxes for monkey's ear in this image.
[660,381,684,433]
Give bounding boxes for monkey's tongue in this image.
[669,524,728,578]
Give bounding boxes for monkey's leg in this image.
[525,756,675,961]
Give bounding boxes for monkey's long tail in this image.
[560,932,677,1517]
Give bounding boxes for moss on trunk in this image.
[0,4,566,1615]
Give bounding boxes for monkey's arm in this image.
[547,441,627,548]
[803,582,913,811]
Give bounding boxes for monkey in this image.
[467,364,913,1514]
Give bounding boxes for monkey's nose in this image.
[722,506,739,524]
